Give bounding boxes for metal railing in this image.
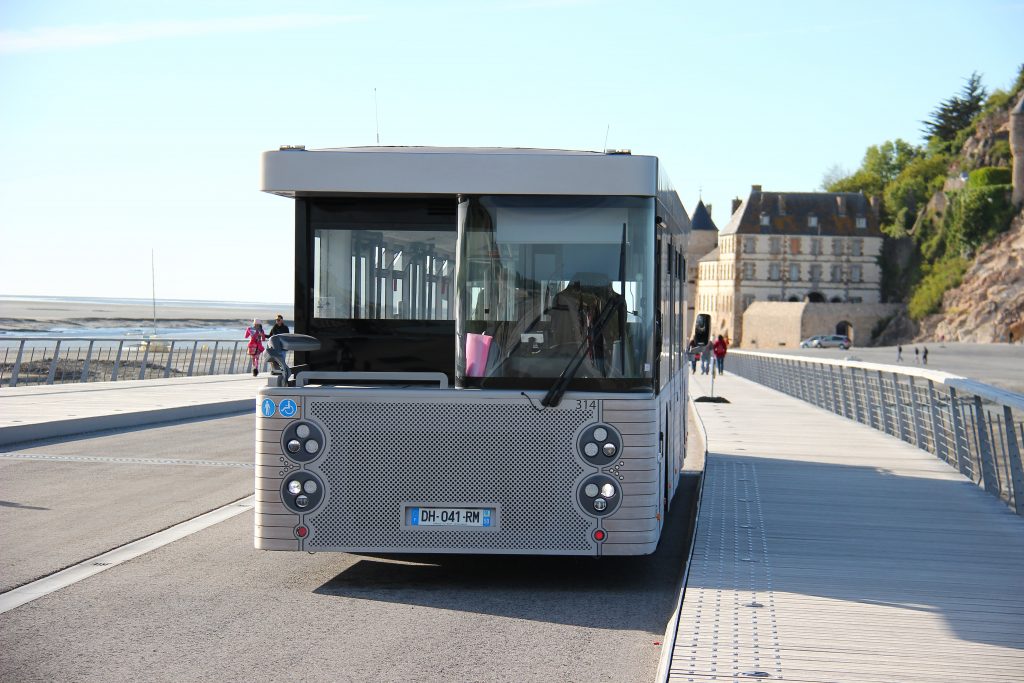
[729,350,1024,516]
[0,338,260,387]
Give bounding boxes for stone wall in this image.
[741,301,903,349]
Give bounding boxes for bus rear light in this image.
[295,526,308,538]
[594,530,606,541]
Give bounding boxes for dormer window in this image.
[807,215,818,228]
[760,212,771,227]
[856,215,867,229]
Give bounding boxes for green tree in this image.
[882,153,949,235]
[921,72,987,144]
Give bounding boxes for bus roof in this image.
[260,146,660,198]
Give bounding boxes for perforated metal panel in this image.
[304,398,597,553]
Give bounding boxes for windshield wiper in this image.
[540,295,623,408]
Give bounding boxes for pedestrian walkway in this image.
[0,375,264,446]
[667,372,1024,683]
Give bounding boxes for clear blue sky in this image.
[1,0,1020,304]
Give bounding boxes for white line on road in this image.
[0,495,255,614]
[0,453,254,468]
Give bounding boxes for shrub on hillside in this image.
[908,257,969,320]
[967,167,1011,188]
[944,185,1014,253]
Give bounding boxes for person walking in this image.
[269,314,289,337]
[687,337,699,373]
[922,346,928,365]
[700,341,712,375]
[245,319,267,376]
[915,347,920,364]
[896,345,903,363]
[713,334,728,375]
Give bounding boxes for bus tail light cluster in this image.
[578,474,620,516]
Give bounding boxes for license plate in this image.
[408,506,493,527]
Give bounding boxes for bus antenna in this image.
[374,88,381,144]
[603,124,610,151]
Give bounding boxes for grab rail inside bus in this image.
[295,371,449,389]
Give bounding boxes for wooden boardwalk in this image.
[668,373,1024,683]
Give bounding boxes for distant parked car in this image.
[801,334,851,350]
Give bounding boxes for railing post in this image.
[10,340,25,387]
[164,341,176,379]
[910,376,924,449]
[80,340,94,383]
[877,370,891,435]
[138,341,150,381]
[46,340,62,385]
[851,368,865,424]
[893,373,907,443]
[209,341,220,375]
[1003,405,1024,516]
[828,365,840,415]
[972,395,999,496]
[228,341,238,375]
[947,387,971,478]
[111,341,124,382]
[187,341,198,377]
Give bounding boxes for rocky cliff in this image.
[918,208,1024,342]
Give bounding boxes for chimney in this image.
[836,195,847,216]
[869,195,881,217]
[751,184,762,193]
[731,197,742,215]
[778,195,787,215]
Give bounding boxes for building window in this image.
[850,265,863,282]
[742,262,755,279]
[851,238,863,256]
[807,214,818,228]
[760,212,771,226]
[767,295,781,302]
[789,237,802,255]
[769,237,782,255]
[789,263,801,281]
[742,294,755,311]
[743,237,756,254]
[831,239,842,256]
[848,296,863,303]
[810,238,822,255]
[809,264,823,281]
[768,262,781,281]
[830,264,843,282]
[856,216,867,229]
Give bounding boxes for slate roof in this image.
[690,200,718,231]
[720,189,882,237]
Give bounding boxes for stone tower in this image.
[1011,92,1024,207]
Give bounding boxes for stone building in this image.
[684,199,718,338]
[695,186,884,345]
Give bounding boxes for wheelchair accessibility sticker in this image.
[260,399,276,417]
[279,399,297,418]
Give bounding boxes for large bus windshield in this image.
[457,195,655,389]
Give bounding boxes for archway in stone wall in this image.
[806,292,826,303]
[830,296,842,303]
[836,320,853,342]
[787,295,799,302]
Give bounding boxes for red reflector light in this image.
[295,526,308,538]
[594,529,605,542]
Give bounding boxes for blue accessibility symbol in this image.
[260,398,276,417]
[279,399,297,418]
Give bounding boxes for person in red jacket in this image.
[245,319,267,376]
[712,334,728,375]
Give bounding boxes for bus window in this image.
[457,195,654,390]
[313,228,456,321]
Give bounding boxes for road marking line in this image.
[0,453,253,468]
[0,495,255,614]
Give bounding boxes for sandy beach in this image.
[0,298,293,333]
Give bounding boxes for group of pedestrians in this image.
[896,344,928,365]
[245,315,290,376]
[688,334,729,375]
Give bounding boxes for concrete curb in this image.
[0,398,255,447]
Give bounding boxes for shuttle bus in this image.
[256,146,691,556]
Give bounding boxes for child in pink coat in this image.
[245,319,267,376]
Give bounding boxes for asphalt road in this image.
[0,414,696,682]
[768,342,1024,395]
